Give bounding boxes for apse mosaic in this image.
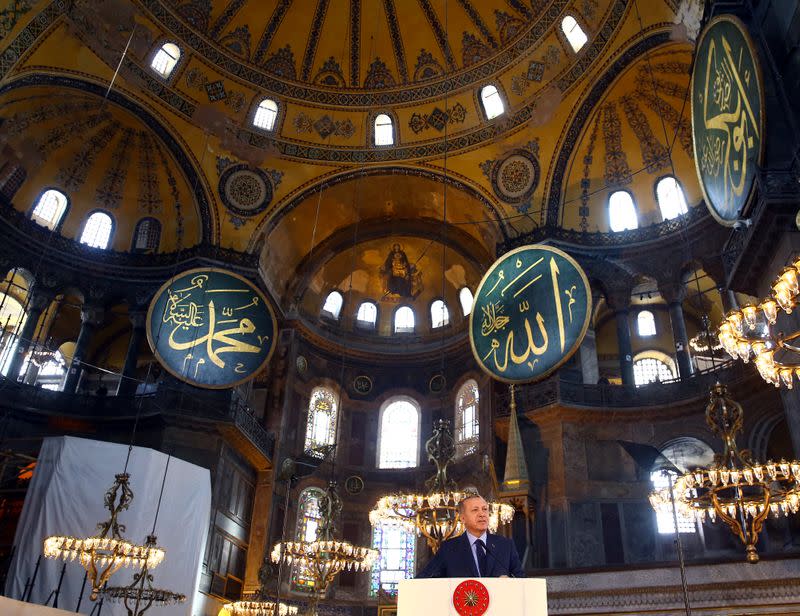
[380,243,423,301]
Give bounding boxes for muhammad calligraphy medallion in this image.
[452,579,490,616]
[146,268,277,389]
[692,14,764,226]
[470,245,592,384]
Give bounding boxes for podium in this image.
[398,578,547,615]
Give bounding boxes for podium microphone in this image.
[476,539,516,578]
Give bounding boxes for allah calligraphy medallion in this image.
[146,268,277,389]
[452,579,490,616]
[692,14,764,226]
[470,245,591,384]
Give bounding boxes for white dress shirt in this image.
[466,530,488,577]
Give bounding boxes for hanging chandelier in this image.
[717,259,800,387]
[649,383,800,563]
[43,473,165,600]
[271,481,378,614]
[369,419,514,553]
[224,598,299,616]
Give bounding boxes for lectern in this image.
[398,578,548,615]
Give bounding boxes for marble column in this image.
[607,289,634,386]
[579,290,602,384]
[720,287,739,312]
[659,279,693,379]
[117,310,146,396]
[63,304,104,394]
[6,289,51,381]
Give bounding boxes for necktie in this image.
[475,539,488,577]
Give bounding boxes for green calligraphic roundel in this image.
[146,268,277,389]
[470,245,592,384]
[692,14,764,226]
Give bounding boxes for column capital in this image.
[26,288,54,313]
[658,279,687,305]
[80,304,105,326]
[129,309,147,330]
[605,286,632,312]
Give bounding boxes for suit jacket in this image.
[417,532,525,578]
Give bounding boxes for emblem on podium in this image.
[452,579,490,616]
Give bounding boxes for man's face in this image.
[460,496,490,536]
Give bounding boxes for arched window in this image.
[304,387,338,458]
[20,350,66,391]
[656,176,688,220]
[369,521,417,596]
[651,469,698,534]
[637,310,656,337]
[374,114,394,146]
[321,290,343,319]
[132,218,161,252]
[31,189,68,230]
[377,398,420,469]
[459,287,474,316]
[253,98,278,131]
[455,380,480,458]
[431,299,449,329]
[561,15,588,52]
[356,301,378,328]
[79,211,113,249]
[0,293,26,377]
[633,357,675,386]
[291,487,325,591]
[608,190,638,232]
[394,306,415,333]
[480,85,505,120]
[151,42,181,78]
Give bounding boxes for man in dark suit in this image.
[417,494,525,578]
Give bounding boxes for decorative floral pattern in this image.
[408,103,467,134]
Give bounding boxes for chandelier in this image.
[43,473,165,600]
[223,557,299,616]
[718,259,800,387]
[271,481,378,614]
[369,419,514,553]
[102,533,185,615]
[649,383,800,563]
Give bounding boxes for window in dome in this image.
[253,98,278,131]
[133,218,161,252]
[356,301,378,328]
[608,191,638,232]
[304,386,338,458]
[431,299,449,329]
[480,85,505,120]
[562,16,588,52]
[651,470,697,534]
[321,290,343,319]
[31,189,68,230]
[455,379,480,458]
[151,42,181,78]
[634,357,675,386]
[79,211,113,249]
[394,306,415,333]
[377,398,420,469]
[290,487,325,591]
[656,176,688,220]
[637,310,656,337]
[374,114,394,146]
[369,520,416,596]
[459,287,474,316]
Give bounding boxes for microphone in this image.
[475,539,516,578]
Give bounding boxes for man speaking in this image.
[417,494,525,578]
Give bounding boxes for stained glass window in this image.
[562,15,588,52]
[369,521,416,597]
[480,85,504,120]
[304,387,338,458]
[378,399,419,469]
[290,488,325,591]
[656,176,688,220]
[31,189,68,230]
[455,380,480,458]
[459,287,474,316]
[151,42,181,78]
[79,211,113,249]
[431,299,449,328]
[253,99,278,131]
[633,357,674,386]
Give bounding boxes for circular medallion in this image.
[146,268,277,389]
[691,14,764,226]
[344,475,364,495]
[470,245,592,384]
[218,163,274,217]
[491,149,540,204]
[353,375,372,395]
[429,374,446,393]
[296,355,308,374]
[452,579,490,616]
